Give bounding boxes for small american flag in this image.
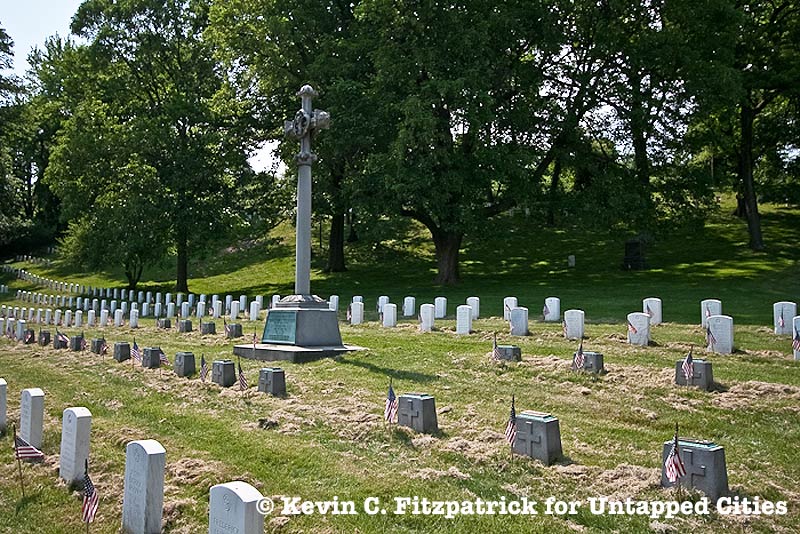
[100,339,108,354]
[131,339,142,362]
[664,431,686,483]
[706,325,717,348]
[238,360,248,391]
[80,335,88,351]
[627,320,638,335]
[5,322,13,339]
[418,314,423,332]
[491,333,502,360]
[200,355,208,382]
[562,320,568,337]
[705,305,712,318]
[573,341,585,370]
[542,302,549,318]
[384,379,398,423]
[504,395,517,445]
[81,460,99,523]
[14,433,44,461]
[682,349,694,382]
[793,328,800,352]
[346,305,352,322]
[778,310,785,329]
[224,318,231,336]
[158,348,169,366]
[646,304,654,318]
[56,328,69,345]
[24,330,34,344]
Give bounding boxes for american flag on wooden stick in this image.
[793,327,800,352]
[384,379,398,423]
[238,359,248,391]
[56,328,69,345]
[491,333,502,360]
[504,395,517,446]
[542,302,549,318]
[100,339,108,354]
[705,325,717,348]
[131,339,142,362]
[24,330,34,344]
[224,318,231,337]
[778,310,785,329]
[158,348,169,366]
[627,320,638,335]
[573,341,585,370]
[664,427,686,483]
[81,459,99,524]
[14,432,44,461]
[646,303,654,318]
[200,355,208,382]
[682,348,694,382]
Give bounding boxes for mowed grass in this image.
[0,197,798,533]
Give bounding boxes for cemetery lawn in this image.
[1,199,799,533]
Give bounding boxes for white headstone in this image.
[254,295,262,308]
[121,301,128,316]
[239,295,247,313]
[349,301,364,325]
[382,303,397,327]
[110,300,118,315]
[793,316,800,361]
[75,310,83,328]
[249,301,261,320]
[142,302,150,317]
[225,295,233,313]
[466,296,480,319]
[64,310,73,328]
[377,295,390,314]
[156,292,162,304]
[403,296,416,317]
[15,319,26,340]
[114,309,124,327]
[271,294,281,308]
[627,312,650,346]
[434,297,447,319]
[773,301,796,335]
[707,315,733,354]
[563,309,584,340]
[0,378,6,433]
[122,439,166,534]
[166,302,176,319]
[130,309,139,329]
[209,481,265,534]
[166,293,173,305]
[328,295,339,312]
[54,309,62,326]
[87,310,96,327]
[455,305,472,335]
[153,302,162,318]
[212,301,222,319]
[230,301,240,320]
[420,303,435,332]
[100,309,109,326]
[181,302,190,319]
[700,299,722,328]
[543,297,560,322]
[503,297,517,320]
[352,295,363,303]
[20,388,45,449]
[643,297,662,325]
[510,307,529,336]
[196,301,205,318]
[59,407,92,486]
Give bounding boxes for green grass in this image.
[0,198,799,533]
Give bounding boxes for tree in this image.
[44,0,257,290]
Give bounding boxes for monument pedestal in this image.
[234,295,355,363]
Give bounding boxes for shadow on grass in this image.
[337,357,439,384]
[15,491,42,514]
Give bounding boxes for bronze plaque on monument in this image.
[262,310,297,344]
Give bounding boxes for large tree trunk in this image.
[431,229,462,285]
[176,230,189,292]
[326,211,346,272]
[546,157,563,226]
[738,98,764,251]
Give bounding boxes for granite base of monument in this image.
[233,295,356,363]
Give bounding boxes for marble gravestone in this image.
[563,309,584,340]
[512,410,563,466]
[174,352,196,377]
[510,307,529,336]
[213,360,236,388]
[209,481,265,534]
[403,296,416,317]
[122,439,166,534]
[543,297,560,322]
[349,301,364,325]
[397,394,438,434]
[382,303,397,327]
[675,359,714,391]
[627,312,650,346]
[257,367,286,397]
[455,305,472,335]
[707,315,734,354]
[377,296,390,315]
[466,296,480,319]
[773,301,796,335]
[643,297,662,325]
[700,299,721,328]
[419,304,435,332]
[114,342,131,362]
[661,438,728,501]
[59,407,92,487]
[503,297,517,321]
[20,388,45,449]
[434,297,447,319]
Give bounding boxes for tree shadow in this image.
[15,491,43,514]
[336,357,439,384]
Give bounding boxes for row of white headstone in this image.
[0,380,265,534]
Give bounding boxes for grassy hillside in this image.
[0,199,798,533]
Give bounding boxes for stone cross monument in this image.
[243,84,345,359]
